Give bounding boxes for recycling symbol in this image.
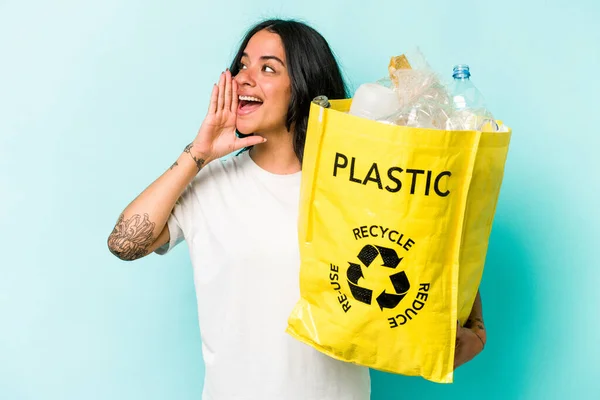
[347,244,410,310]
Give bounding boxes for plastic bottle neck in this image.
[453,77,475,88]
[452,65,471,80]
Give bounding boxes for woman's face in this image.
[234,29,292,135]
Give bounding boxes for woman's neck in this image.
[248,129,301,175]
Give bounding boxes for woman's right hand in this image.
[188,70,266,164]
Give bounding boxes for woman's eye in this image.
[263,65,275,73]
[239,63,247,70]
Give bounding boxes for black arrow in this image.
[347,262,363,284]
[348,280,373,305]
[357,245,379,267]
[389,271,410,294]
[375,246,402,268]
[376,290,407,310]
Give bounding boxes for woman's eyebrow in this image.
[242,52,285,66]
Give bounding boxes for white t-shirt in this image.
[156,151,371,400]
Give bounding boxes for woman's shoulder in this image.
[174,151,251,212]
[192,150,251,187]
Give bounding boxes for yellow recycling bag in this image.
[286,99,511,383]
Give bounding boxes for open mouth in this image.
[238,95,263,115]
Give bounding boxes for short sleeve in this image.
[154,180,196,255]
[154,211,185,255]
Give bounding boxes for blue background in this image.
[1,0,598,399]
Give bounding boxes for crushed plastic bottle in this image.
[449,65,498,131]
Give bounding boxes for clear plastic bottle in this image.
[449,65,498,131]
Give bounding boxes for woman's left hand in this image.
[454,322,485,369]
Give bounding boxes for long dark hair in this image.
[229,19,348,164]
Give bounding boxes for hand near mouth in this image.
[189,70,266,165]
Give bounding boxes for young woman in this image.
[107,18,485,400]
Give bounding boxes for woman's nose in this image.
[234,68,256,87]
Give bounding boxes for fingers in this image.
[224,69,232,110]
[236,135,267,150]
[231,79,239,113]
[217,72,225,111]
[455,322,465,341]
[208,84,218,114]
[207,70,236,117]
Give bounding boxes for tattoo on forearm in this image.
[184,143,206,171]
[169,161,178,170]
[107,213,156,260]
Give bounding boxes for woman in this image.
[107,18,485,399]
